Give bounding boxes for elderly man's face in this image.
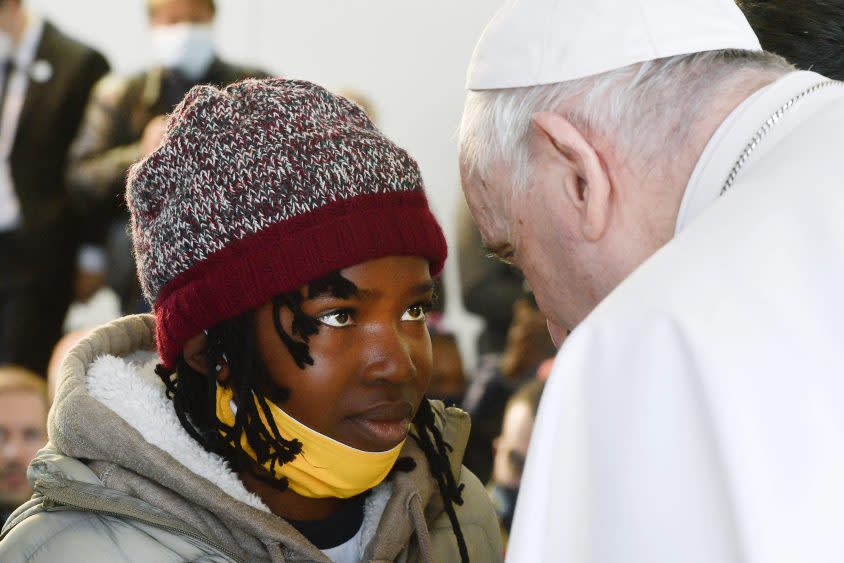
[0,391,47,508]
[462,163,605,336]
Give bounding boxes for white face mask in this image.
[150,23,215,80]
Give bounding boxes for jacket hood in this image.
[45,314,472,561]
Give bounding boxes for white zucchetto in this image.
[467,0,762,90]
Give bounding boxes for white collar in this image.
[675,71,833,234]
[86,352,271,512]
[14,13,44,69]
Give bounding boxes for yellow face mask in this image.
[216,385,406,499]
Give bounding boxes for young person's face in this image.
[254,255,434,453]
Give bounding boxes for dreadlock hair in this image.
[155,271,469,561]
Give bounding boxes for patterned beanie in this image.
[127,78,447,369]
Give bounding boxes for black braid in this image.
[270,291,316,370]
[156,271,469,559]
[156,361,209,446]
[156,298,304,492]
[406,398,469,562]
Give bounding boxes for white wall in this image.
[31,0,499,367]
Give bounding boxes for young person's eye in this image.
[401,301,432,322]
[317,309,355,328]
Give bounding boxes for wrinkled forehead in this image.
[460,165,515,249]
[0,390,48,422]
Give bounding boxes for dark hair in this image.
[148,0,216,15]
[155,271,469,561]
[738,0,844,80]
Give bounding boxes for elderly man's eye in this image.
[483,242,516,266]
[317,310,355,328]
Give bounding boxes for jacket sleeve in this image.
[62,50,111,250]
[428,465,504,562]
[0,510,232,563]
[505,313,742,563]
[1,511,136,562]
[67,74,143,208]
[62,49,110,148]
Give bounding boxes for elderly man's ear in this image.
[531,112,611,242]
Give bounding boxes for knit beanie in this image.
[127,78,447,369]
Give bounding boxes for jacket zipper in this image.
[40,491,247,563]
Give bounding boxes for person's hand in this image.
[140,115,167,157]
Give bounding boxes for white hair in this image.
[459,49,792,191]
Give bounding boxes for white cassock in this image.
[507,70,844,563]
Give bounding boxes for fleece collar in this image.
[86,352,269,511]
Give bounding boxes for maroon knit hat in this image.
[127,78,447,369]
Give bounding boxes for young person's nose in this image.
[359,322,417,385]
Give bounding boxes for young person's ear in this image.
[531,111,611,242]
[182,333,230,383]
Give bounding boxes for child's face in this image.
[254,256,434,452]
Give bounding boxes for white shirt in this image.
[322,527,364,563]
[0,15,44,231]
[507,71,844,563]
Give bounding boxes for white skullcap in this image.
[467,0,762,90]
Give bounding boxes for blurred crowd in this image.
[1,0,843,551]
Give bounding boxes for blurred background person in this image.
[0,0,109,376]
[739,0,844,80]
[45,328,89,403]
[428,330,468,408]
[488,378,544,546]
[67,0,268,314]
[0,365,47,523]
[461,295,556,484]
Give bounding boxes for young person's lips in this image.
[349,402,413,450]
